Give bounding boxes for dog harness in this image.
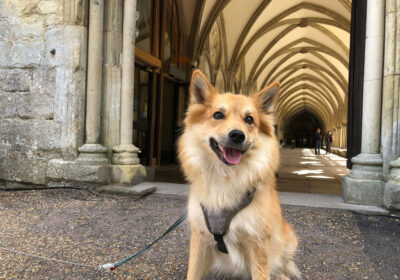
[201,187,257,254]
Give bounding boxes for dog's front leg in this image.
[187,229,212,280]
[249,243,270,280]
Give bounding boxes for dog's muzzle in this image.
[210,133,248,165]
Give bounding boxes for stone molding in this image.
[78,143,108,165]
[64,0,88,26]
[350,153,384,181]
[112,144,140,165]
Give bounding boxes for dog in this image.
[178,70,299,280]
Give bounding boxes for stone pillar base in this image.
[384,183,400,213]
[343,176,383,206]
[383,158,400,213]
[47,159,110,183]
[111,164,147,185]
[350,153,383,180]
[78,143,109,165]
[112,144,140,165]
[343,153,384,206]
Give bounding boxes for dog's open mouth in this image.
[210,138,243,165]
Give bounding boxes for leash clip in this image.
[100,263,115,270]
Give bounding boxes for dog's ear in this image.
[190,70,215,104]
[253,82,280,114]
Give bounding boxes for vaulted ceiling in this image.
[181,0,351,130]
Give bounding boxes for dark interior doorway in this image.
[284,111,324,148]
[154,77,187,184]
[160,77,180,164]
[133,65,153,165]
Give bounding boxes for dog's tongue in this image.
[221,146,242,165]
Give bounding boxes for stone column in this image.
[78,0,108,165]
[342,123,347,149]
[343,0,385,206]
[332,128,337,148]
[110,0,147,185]
[112,0,140,165]
[383,0,400,213]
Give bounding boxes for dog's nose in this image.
[229,130,245,144]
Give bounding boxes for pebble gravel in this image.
[0,189,399,280]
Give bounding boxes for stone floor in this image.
[0,189,399,280]
[154,148,349,195]
[276,148,349,195]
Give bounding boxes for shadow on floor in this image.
[154,164,187,184]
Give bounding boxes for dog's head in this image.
[181,70,279,169]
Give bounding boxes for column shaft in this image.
[360,0,385,153]
[112,0,140,165]
[86,0,105,143]
[78,0,108,165]
[120,0,136,145]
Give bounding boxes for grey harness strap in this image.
[201,188,257,254]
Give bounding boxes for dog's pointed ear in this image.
[253,82,280,114]
[190,70,215,104]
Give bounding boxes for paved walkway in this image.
[152,182,387,215]
[277,148,349,195]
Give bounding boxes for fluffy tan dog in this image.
[178,70,299,280]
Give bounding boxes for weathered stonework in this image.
[111,165,147,185]
[0,0,88,186]
[343,153,384,206]
[384,159,400,214]
[381,0,400,213]
[47,159,110,183]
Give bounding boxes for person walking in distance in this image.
[314,128,322,154]
[325,131,333,154]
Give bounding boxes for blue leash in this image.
[100,212,187,271]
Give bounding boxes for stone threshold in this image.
[279,192,389,216]
[97,182,156,197]
[150,182,390,216]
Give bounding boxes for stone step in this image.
[97,182,156,197]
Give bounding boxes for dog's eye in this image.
[213,111,225,120]
[245,116,254,125]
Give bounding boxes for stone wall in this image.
[0,0,88,187]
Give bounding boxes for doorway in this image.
[133,65,153,165]
[285,112,324,148]
[160,77,180,164]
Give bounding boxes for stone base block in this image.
[97,182,156,197]
[343,175,383,206]
[384,183,400,213]
[47,159,110,183]
[111,164,147,185]
[0,180,45,190]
